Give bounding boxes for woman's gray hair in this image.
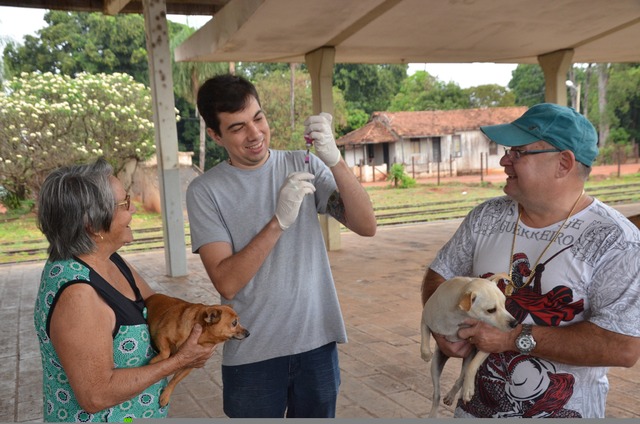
[37,158,116,261]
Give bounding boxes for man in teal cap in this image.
[481,102,599,167]
[421,103,640,418]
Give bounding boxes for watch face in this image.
[516,325,535,353]
[517,337,532,350]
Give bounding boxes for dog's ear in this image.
[458,291,476,312]
[203,308,222,325]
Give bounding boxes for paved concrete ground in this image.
[2,201,640,421]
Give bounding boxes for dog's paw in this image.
[443,391,457,406]
[159,393,170,407]
[461,384,475,403]
[427,406,439,418]
[420,350,433,362]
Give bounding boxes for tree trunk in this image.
[583,64,593,120]
[598,63,610,151]
[290,63,296,130]
[568,68,577,110]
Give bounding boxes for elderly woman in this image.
[34,158,215,422]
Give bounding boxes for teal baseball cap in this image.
[480,103,599,166]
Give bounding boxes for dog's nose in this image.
[509,320,518,329]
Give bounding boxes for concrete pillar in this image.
[142,0,188,276]
[305,47,341,251]
[538,49,574,106]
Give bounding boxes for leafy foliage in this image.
[3,11,150,83]
[465,84,516,108]
[170,25,229,169]
[389,71,470,111]
[238,62,292,80]
[606,64,640,145]
[0,72,157,204]
[508,64,545,106]
[171,26,229,104]
[387,163,416,189]
[251,69,348,150]
[343,108,370,136]
[333,64,407,115]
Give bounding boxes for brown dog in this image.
[145,293,250,407]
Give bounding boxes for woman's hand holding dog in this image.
[173,324,217,369]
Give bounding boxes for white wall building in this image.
[337,107,527,182]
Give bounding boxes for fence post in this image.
[485,152,489,175]
[412,156,416,179]
[449,155,453,177]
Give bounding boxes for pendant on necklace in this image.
[506,190,585,297]
[505,284,514,297]
[502,274,516,296]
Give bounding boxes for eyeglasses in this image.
[116,194,131,210]
[503,148,561,161]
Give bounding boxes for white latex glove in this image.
[275,172,316,230]
[303,112,341,167]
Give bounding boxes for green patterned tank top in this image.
[34,254,169,422]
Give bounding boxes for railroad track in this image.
[3,183,639,265]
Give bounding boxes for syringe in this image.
[304,134,313,172]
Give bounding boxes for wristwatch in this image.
[515,324,536,354]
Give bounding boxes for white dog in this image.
[420,274,517,417]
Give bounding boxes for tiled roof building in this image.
[336,106,527,181]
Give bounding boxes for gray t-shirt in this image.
[431,196,640,418]
[186,149,347,366]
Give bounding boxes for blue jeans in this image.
[222,342,340,418]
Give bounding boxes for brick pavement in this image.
[2,204,640,421]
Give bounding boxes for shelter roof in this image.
[3,1,637,65]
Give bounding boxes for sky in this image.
[0,6,517,88]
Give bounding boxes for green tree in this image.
[171,26,229,170]
[2,11,219,169]
[389,71,470,111]
[253,70,348,150]
[333,64,407,115]
[343,108,370,136]
[606,63,640,147]
[0,72,157,204]
[3,11,151,83]
[508,64,545,106]
[387,163,416,188]
[238,62,292,80]
[465,84,516,108]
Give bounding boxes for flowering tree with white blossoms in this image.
[0,71,157,205]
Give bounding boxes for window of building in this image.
[452,134,462,157]
[367,144,375,161]
[489,141,498,155]
[410,137,421,154]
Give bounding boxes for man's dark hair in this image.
[197,74,261,136]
